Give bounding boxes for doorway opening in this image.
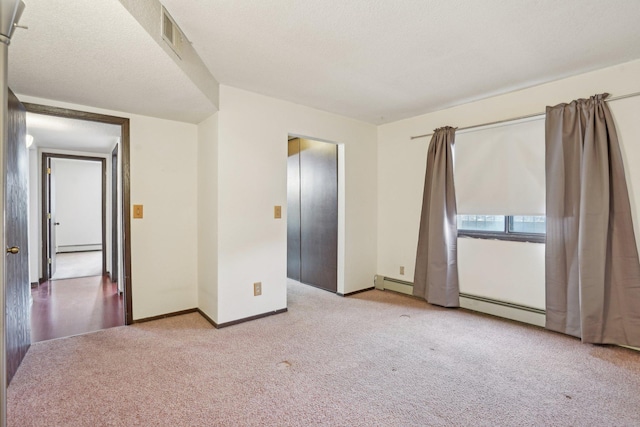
[42,154,106,281]
[24,103,132,342]
[286,136,340,293]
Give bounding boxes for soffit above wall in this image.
[8,0,216,124]
[161,0,640,124]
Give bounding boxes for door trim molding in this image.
[24,103,133,325]
[111,144,118,283]
[40,153,107,280]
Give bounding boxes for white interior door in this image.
[47,158,57,278]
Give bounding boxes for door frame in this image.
[25,103,133,325]
[111,144,118,283]
[287,135,343,294]
[41,153,107,280]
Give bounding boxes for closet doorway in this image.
[287,137,338,292]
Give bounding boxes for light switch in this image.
[133,204,143,219]
[274,205,282,219]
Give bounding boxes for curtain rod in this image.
[409,90,640,140]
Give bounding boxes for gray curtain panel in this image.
[545,93,640,346]
[413,126,459,307]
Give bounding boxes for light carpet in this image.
[8,280,640,426]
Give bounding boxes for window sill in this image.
[457,232,545,244]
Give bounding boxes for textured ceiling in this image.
[26,112,120,154]
[162,0,640,124]
[7,1,640,125]
[8,0,215,124]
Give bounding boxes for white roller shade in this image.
[454,116,545,215]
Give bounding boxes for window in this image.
[458,215,545,243]
[453,116,546,243]
[454,117,546,216]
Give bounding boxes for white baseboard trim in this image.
[375,276,545,327]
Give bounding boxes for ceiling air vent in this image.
[161,6,183,58]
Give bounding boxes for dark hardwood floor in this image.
[31,275,124,342]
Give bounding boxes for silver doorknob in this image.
[6,246,20,254]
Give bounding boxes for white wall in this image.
[458,239,545,309]
[214,85,377,324]
[128,114,198,319]
[197,112,218,321]
[52,158,102,251]
[19,94,199,320]
[377,59,640,309]
[609,95,640,256]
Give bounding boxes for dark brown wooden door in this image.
[5,89,30,384]
[287,139,301,281]
[287,138,338,293]
[42,156,55,279]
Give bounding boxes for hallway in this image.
[30,275,124,342]
[51,251,103,280]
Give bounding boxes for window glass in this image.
[457,215,545,242]
[510,216,546,234]
[458,215,505,232]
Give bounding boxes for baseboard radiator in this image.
[374,276,546,328]
[57,244,102,253]
[374,276,640,351]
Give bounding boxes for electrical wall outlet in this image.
[274,205,282,219]
[254,282,262,296]
[400,266,405,275]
